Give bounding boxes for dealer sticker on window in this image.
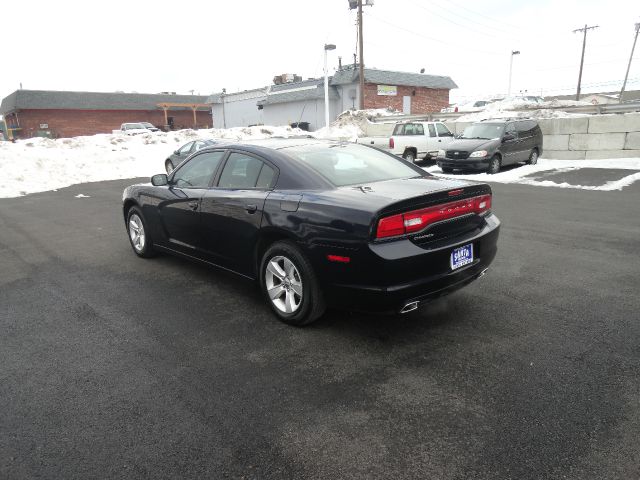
[450,244,474,270]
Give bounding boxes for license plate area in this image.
[450,243,474,270]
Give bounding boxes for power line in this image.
[438,0,523,31]
[367,12,502,56]
[404,0,511,40]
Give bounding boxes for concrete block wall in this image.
[539,113,640,160]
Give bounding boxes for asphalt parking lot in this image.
[1,176,639,479]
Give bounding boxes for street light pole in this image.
[507,50,520,98]
[620,23,640,103]
[324,44,336,128]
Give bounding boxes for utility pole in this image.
[357,0,365,110]
[349,0,371,110]
[620,22,640,103]
[573,24,599,101]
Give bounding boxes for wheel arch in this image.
[122,199,143,224]
[254,228,301,277]
[403,147,418,157]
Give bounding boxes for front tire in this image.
[260,241,325,326]
[488,156,501,174]
[126,206,155,258]
[441,167,453,174]
[527,149,539,165]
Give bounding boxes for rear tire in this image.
[527,149,539,165]
[441,167,453,174]
[126,206,156,258]
[403,150,416,163]
[488,156,501,174]
[260,241,325,326]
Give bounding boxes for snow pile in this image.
[425,157,640,191]
[331,108,402,131]
[455,98,591,122]
[0,126,306,198]
[313,124,363,141]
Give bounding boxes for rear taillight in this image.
[375,194,492,239]
[389,137,394,149]
[376,213,405,238]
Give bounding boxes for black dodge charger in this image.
[122,139,500,325]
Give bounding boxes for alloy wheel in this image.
[129,214,146,252]
[530,151,538,165]
[265,255,303,314]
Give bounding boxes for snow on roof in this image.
[330,66,457,90]
[0,90,210,115]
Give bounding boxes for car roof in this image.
[477,118,537,124]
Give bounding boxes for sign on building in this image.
[377,85,397,96]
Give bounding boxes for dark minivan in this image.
[437,119,543,174]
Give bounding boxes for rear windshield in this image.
[461,123,505,140]
[283,143,421,187]
[392,123,424,135]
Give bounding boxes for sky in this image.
[1,0,638,104]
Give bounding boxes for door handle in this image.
[245,204,258,214]
[438,139,442,142]
[188,201,199,211]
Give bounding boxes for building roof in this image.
[0,90,210,114]
[330,66,458,90]
[207,87,268,104]
[259,78,339,106]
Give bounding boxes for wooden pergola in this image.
[156,102,210,128]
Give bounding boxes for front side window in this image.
[436,123,453,137]
[218,153,274,189]
[284,143,421,187]
[172,151,225,188]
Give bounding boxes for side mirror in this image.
[503,133,515,142]
[151,174,168,186]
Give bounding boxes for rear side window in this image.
[393,123,423,135]
[218,153,275,189]
[515,122,528,133]
[178,142,194,154]
[172,150,225,188]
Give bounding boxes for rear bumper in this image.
[437,157,490,171]
[321,214,500,314]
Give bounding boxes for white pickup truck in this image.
[388,121,455,163]
[112,122,158,135]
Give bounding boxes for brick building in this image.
[208,66,457,131]
[0,90,212,139]
[331,66,456,115]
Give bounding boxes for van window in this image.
[428,124,436,137]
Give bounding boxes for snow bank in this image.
[0,126,305,198]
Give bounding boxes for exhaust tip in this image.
[400,301,419,314]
